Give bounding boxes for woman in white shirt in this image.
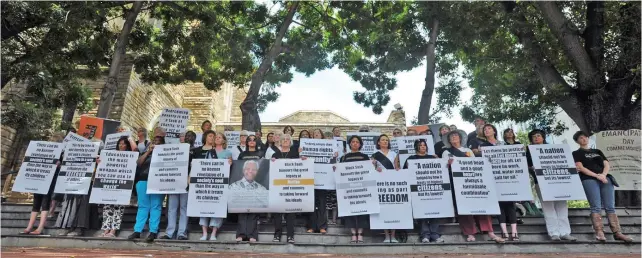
[370,134,400,243]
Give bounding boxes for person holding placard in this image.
[135,127,149,153]
[233,134,264,242]
[371,134,400,243]
[402,139,444,243]
[339,135,373,244]
[442,130,504,243]
[572,131,633,242]
[526,129,576,241]
[191,131,232,241]
[98,136,132,238]
[434,125,450,158]
[117,126,138,151]
[128,136,165,243]
[329,127,344,225]
[231,131,249,160]
[301,129,336,234]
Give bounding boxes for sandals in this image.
[306,229,314,233]
[488,235,505,243]
[235,237,243,242]
[350,233,357,244]
[29,230,42,235]
[357,233,364,244]
[466,235,476,242]
[105,232,116,238]
[20,229,32,235]
[511,233,520,242]
[249,238,257,243]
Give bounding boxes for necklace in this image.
[281,148,290,158]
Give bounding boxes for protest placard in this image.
[194,132,204,148]
[12,141,64,194]
[104,132,132,150]
[187,159,230,217]
[268,159,315,213]
[408,158,455,218]
[224,131,255,150]
[451,157,501,215]
[228,159,271,213]
[53,142,100,194]
[159,108,190,144]
[147,143,190,194]
[596,130,641,190]
[300,138,337,189]
[334,160,380,216]
[370,169,413,229]
[394,136,435,166]
[481,144,533,201]
[345,132,380,156]
[78,116,121,142]
[528,144,587,201]
[89,150,138,205]
[62,131,90,148]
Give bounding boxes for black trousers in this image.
[273,213,296,238]
[32,194,51,212]
[236,213,259,240]
[306,190,328,231]
[498,201,517,224]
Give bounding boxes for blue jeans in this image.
[165,193,188,238]
[134,181,163,233]
[582,177,615,214]
[420,219,441,241]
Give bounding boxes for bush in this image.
[567,200,590,208]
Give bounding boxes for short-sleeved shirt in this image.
[572,148,608,181]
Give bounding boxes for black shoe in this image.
[127,232,141,240]
[517,219,524,224]
[145,232,157,243]
[159,235,171,240]
[177,235,188,240]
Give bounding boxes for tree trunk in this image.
[95,2,143,119]
[240,2,299,131]
[417,18,439,125]
[61,101,78,131]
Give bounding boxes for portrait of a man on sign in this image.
[229,159,269,209]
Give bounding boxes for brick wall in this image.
[183,82,215,132]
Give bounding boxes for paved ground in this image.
[1,248,640,258]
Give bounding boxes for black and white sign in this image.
[268,159,315,213]
[187,159,230,217]
[194,133,204,148]
[159,108,190,144]
[54,142,100,194]
[394,136,435,166]
[370,169,414,229]
[481,144,533,201]
[528,144,587,201]
[334,160,380,216]
[408,159,455,218]
[300,138,337,189]
[228,159,270,213]
[12,141,64,194]
[224,131,255,150]
[596,130,641,190]
[147,143,190,194]
[104,132,132,150]
[451,157,501,215]
[62,131,90,148]
[89,150,138,205]
[345,132,380,156]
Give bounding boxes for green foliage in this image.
[516,130,530,145]
[567,200,590,208]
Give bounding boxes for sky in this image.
[258,64,476,134]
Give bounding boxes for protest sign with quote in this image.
[268,159,315,213]
[596,130,641,190]
[451,157,501,215]
[370,169,413,229]
[104,132,132,150]
[345,132,380,156]
[300,138,337,189]
[528,144,587,201]
[228,159,271,213]
[62,131,90,148]
[12,141,64,194]
[89,150,138,205]
[481,145,533,201]
[159,108,190,144]
[194,133,204,148]
[147,143,190,194]
[224,131,255,150]
[187,159,230,217]
[54,142,100,194]
[334,160,380,216]
[408,158,455,218]
[394,136,435,166]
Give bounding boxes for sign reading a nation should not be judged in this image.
[408,158,454,218]
[12,141,64,194]
[53,141,100,195]
[187,159,230,217]
[450,157,501,215]
[89,150,138,205]
[334,160,380,217]
[481,144,533,201]
[528,144,586,201]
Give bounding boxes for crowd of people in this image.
[20,118,633,244]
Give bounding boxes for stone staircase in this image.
[1,203,640,254]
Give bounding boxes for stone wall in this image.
[183,82,216,132]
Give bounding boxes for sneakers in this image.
[200,235,207,241]
[159,235,171,240]
[145,232,157,243]
[434,237,445,243]
[209,235,217,241]
[127,232,141,240]
[67,229,83,237]
[550,235,561,241]
[383,236,390,243]
[390,238,399,243]
[177,235,188,240]
[421,238,430,243]
[560,235,577,241]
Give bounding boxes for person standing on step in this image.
[128,136,166,243]
[406,128,418,136]
[526,129,576,241]
[442,130,505,243]
[255,131,266,151]
[466,116,486,149]
[231,130,249,160]
[434,125,451,158]
[264,132,282,159]
[572,131,633,242]
[234,134,265,242]
[371,134,400,243]
[403,139,444,243]
[192,131,232,241]
[136,127,149,154]
[98,136,133,238]
[392,127,403,138]
[271,134,307,243]
[201,120,213,132]
[303,129,337,235]
[339,135,373,244]
[327,127,344,226]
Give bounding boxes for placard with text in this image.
[408,158,455,218]
[451,157,501,215]
[370,169,413,229]
[345,132,380,156]
[481,144,533,201]
[147,143,190,194]
[54,142,100,194]
[528,144,586,201]
[268,159,315,213]
[89,150,138,205]
[187,159,230,217]
[334,160,380,216]
[300,138,337,189]
[12,141,64,194]
[159,108,190,144]
[394,136,435,167]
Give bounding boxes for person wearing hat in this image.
[434,125,451,158]
[442,130,505,243]
[526,129,576,241]
[572,131,632,242]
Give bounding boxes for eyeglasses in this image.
[247,138,256,142]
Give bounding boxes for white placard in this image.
[528,144,587,201]
[159,108,190,144]
[369,169,414,229]
[394,136,435,167]
[194,133,204,148]
[313,164,336,190]
[62,131,90,148]
[187,159,230,217]
[89,150,138,205]
[409,158,455,218]
[334,160,380,216]
[595,130,641,190]
[12,141,64,194]
[481,144,533,201]
[104,132,132,150]
[224,131,255,150]
[228,159,271,213]
[268,159,315,213]
[54,142,100,194]
[345,132,380,156]
[147,143,190,194]
[451,157,501,215]
[300,138,337,189]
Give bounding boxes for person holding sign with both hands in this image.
[233,134,265,242]
[371,134,400,243]
[97,136,132,238]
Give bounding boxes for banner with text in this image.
[89,150,138,205]
[528,144,587,201]
[62,132,90,149]
[187,159,230,217]
[345,132,380,156]
[370,169,413,229]
[224,131,255,150]
[408,159,454,218]
[159,108,190,144]
[54,142,100,194]
[12,141,64,194]
[451,157,501,215]
[394,136,435,166]
[300,138,337,189]
[104,132,132,150]
[334,160,380,216]
[596,130,641,190]
[481,145,533,201]
[147,143,190,194]
[268,159,315,213]
[228,159,271,213]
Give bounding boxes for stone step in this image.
[2,235,639,254]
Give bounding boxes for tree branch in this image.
[583,2,605,70]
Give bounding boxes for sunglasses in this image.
[247,138,256,142]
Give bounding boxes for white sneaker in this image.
[383,236,390,243]
[434,237,445,243]
[200,235,207,241]
[390,238,399,243]
[209,235,217,241]
[421,238,430,243]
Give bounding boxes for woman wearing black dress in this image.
[339,135,373,244]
